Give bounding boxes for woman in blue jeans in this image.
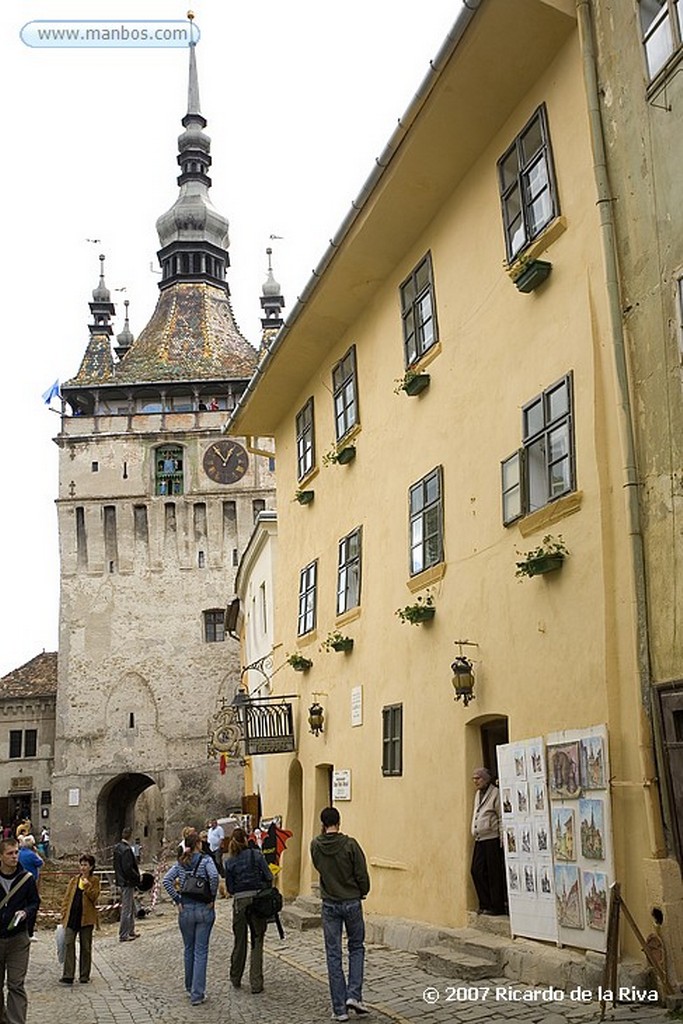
[163,829,219,1006]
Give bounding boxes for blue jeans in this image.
[321,899,365,1016]
[178,901,215,1003]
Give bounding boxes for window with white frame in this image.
[296,398,315,480]
[297,560,318,636]
[639,0,683,78]
[337,527,362,615]
[409,468,444,576]
[498,105,559,262]
[332,346,359,441]
[400,253,438,367]
[501,373,575,525]
[382,704,403,776]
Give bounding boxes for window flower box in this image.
[295,489,315,505]
[394,371,431,397]
[286,652,313,672]
[321,631,354,653]
[323,445,356,467]
[515,535,568,578]
[512,258,552,293]
[396,593,435,625]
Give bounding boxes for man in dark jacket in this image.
[0,836,40,1024]
[310,807,370,1021]
[113,827,141,942]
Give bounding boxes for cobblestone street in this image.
[22,898,679,1024]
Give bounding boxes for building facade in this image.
[51,42,275,857]
[229,0,682,984]
[0,652,57,833]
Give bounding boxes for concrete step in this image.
[279,903,321,931]
[466,911,510,936]
[437,926,508,965]
[416,946,498,981]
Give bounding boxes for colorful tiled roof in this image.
[67,330,115,386]
[0,652,57,700]
[64,282,257,388]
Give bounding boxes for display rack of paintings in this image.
[546,724,613,953]
[497,737,557,942]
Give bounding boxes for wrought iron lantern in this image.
[451,657,475,705]
[308,701,324,736]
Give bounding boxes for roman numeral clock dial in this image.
[202,440,249,484]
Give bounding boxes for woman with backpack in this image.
[224,827,273,994]
[163,828,219,1006]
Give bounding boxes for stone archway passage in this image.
[96,772,157,861]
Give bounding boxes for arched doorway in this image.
[284,759,303,898]
[96,773,158,859]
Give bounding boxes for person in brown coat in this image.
[59,854,100,984]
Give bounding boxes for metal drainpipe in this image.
[575,0,666,857]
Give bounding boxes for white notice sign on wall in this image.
[333,769,351,801]
[351,686,363,727]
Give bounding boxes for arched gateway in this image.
[96,773,159,859]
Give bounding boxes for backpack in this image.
[250,886,283,920]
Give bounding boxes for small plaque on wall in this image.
[333,769,351,801]
[68,788,80,807]
[351,686,363,727]
[10,777,33,792]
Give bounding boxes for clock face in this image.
[202,440,249,484]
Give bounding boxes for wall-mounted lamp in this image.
[451,640,479,707]
[308,701,325,736]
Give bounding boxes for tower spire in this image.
[260,246,286,346]
[155,20,231,292]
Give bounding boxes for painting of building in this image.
[552,808,575,862]
[579,799,605,860]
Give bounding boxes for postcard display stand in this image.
[498,725,614,952]
[498,736,557,942]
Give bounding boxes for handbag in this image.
[180,855,213,903]
[55,924,66,964]
[250,886,283,920]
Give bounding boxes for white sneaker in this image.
[331,1015,350,1022]
[346,998,370,1015]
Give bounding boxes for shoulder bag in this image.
[180,855,213,903]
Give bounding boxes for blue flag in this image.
[42,379,60,405]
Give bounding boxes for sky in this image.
[0,1,459,677]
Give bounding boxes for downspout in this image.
[576,0,666,857]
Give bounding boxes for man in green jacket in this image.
[310,807,370,1022]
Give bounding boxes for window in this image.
[296,398,316,480]
[253,499,266,522]
[337,527,362,615]
[41,791,52,805]
[409,468,444,576]
[297,560,318,636]
[382,704,403,776]
[203,609,225,643]
[400,253,438,366]
[498,105,558,261]
[332,346,359,441]
[155,444,184,496]
[9,729,37,759]
[640,0,683,78]
[501,373,575,525]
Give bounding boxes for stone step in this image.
[294,895,322,916]
[279,903,321,931]
[437,927,508,964]
[466,911,510,936]
[416,946,499,981]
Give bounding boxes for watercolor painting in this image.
[555,865,583,929]
[538,864,553,898]
[529,743,544,777]
[516,784,529,814]
[508,864,521,892]
[579,798,605,860]
[583,871,608,931]
[523,863,536,894]
[513,750,527,781]
[505,827,518,856]
[532,783,546,814]
[534,822,549,854]
[547,741,582,799]
[580,736,606,790]
[502,788,513,815]
[520,826,532,854]
[552,807,576,861]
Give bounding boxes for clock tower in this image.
[52,39,275,855]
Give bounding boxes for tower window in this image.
[91,462,99,472]
[129,713,135,728]
[155,445,184,496]
[253,499,266,522]
[204,609,226,643]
